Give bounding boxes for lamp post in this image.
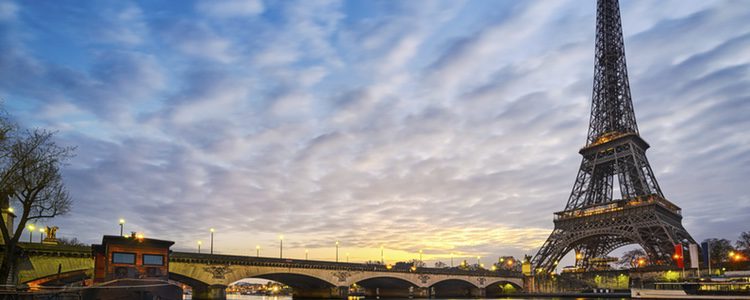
[198,241,202,253]
[39,227,45,243]
[209,228,215,254]
[477,256,481,266]
[256,245,260,257]
[27,224,35,243]
[346,252,350,263]
[381,245,384,264]
[119,218,125,236]
[451,253,454,267]
[279,235,284,259]
[305,249,309,260]
[335,241,340,262]
[419,249,423,262]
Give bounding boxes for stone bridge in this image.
[170,252,524,299]
[10,243,524,300]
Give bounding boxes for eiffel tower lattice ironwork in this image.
[531,0,695,273]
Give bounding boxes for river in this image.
[184,295,627,300]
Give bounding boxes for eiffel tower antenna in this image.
[532,0,695,273]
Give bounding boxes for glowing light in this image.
[119,218,125,224]
[386,264,393,270]
[7,207,13,213]
[198,241,202,245]
[136,233,144,239]
[27,224,35,231]
[210,228,215,233]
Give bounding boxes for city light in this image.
[27,224,35,243]
[119,218,125,236]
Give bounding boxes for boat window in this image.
[112,252,136,264]
[143,254,164,266]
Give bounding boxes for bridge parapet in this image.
[170,252,523,278]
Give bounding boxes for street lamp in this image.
[451,253,454,267]
[39,227,45,243]
[256,245,260,257]
[346,252,350,263]
[27,224,35,243]
[381,245,384,264]
[209,228,215,254]
[197,241,202,253]
[336,240,340,262]
[119,218,125,236]
[305,249,309,260]
[419,249,423,262]
[477,256,481,266]
[279,235,284,259]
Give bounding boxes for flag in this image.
[689,244,699,269]
[674,243,684,268]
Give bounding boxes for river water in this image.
[184,295,627,300]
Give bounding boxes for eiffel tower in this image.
[532,0,695,273]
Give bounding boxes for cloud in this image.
[196,0,264,18]
[2,0,749,266]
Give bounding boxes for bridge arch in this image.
[484,279,523,296]
[353,275,422,298]
[350,273,421,287]
[429,278,479,298]
[224,269,338,288]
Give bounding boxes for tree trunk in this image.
[0,243,15,285]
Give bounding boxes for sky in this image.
[1,0,749,268]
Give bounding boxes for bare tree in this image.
[737,231,750,256]
[702,238,735,265]
[0,116,74,283]
[618,249,646,268]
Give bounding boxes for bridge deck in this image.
[171,252,523,278]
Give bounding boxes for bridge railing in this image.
[170,252,523,277]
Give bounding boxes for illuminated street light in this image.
[346,252,350,263]
[451,252,454,267]
[197,241,202,253]
[27,224,35,243]
[256,245,260,257]
[381,245,384,264]
[39,227,45,243]
[210,228,215,255]
[336,240,340,262]
[477,256,481,265]
[419,249,423,262]
[279,235,284,259]
[119,218,125,236]
[305,249,309,260]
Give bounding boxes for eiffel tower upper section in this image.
[563,0,666,211]
[586,0,638,146]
